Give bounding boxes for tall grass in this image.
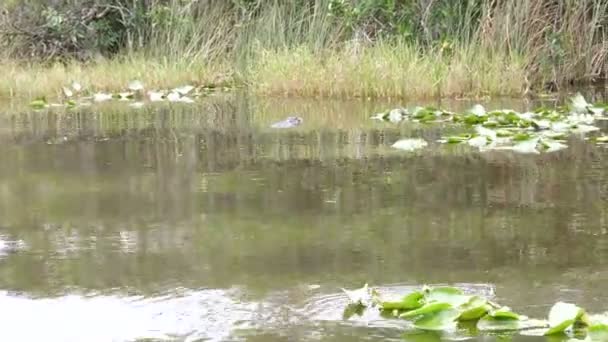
[0,0,606,100]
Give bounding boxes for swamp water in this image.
[0,94,607,341]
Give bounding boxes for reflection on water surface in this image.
[0,94,607,341]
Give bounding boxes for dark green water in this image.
[0,94,607,341]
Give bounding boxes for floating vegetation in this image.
[374,93,608,154]
[28,80,225,110]
[342,284,608,340]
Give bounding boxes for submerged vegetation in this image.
[342,284,608,340]
[1,0,608,100]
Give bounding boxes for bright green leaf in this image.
[458,296,491,321]
[382,291,424,311]
[413,308,460,331]
[425,287,471,307]
[29,99,48,109]
[400,302,453,319]
[545,302,585,335]
[488,307,521,320]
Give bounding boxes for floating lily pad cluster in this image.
[29,80,228,110]
[342,284,608,340]
[375,94,608,154]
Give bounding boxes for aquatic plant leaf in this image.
[382,291,424,311]
[588,318,608,342]
[399,302,453,319]
[443,133,473,144]
[464,114,486,125]
[458,296,491,321]
[391,138,428,152]
[545,302,584,335]
[588,327,608,341]
[29,99,48,109]
[512,132,533,141]
[128,80,144,91]
[413,309,460,331]
[341,284,377,307]
[495,129,514,137]
[425,287,471,307]
[477,316,548,332]
[488,307,521,320]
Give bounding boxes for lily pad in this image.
[400,302,453,319]
[29,98,48,109]
[458,296,491,321]
[588,323,608,341]
[413,309,460,331]
[488,307,521,320]
[545,302,585,335]
[424,287,472,307]
[382,291,424,311]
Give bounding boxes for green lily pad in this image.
[425,287,472,307]
[400,302,453,319]
[413,308,460,331]
[29,98,48,109]
[545,302,585,335]
[382,291,424,311]
[488,307,521,320]
[512,132,533,141]
[588,323,608,341]
[458,296,491,321]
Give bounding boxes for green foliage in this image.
[345,284,606,338]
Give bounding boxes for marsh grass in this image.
[248,41,528,99]
[1,0,606,101]
[0,57,232,101]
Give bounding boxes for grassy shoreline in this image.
[1,43,530,102]
[2,1,606,102]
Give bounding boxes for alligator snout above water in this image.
[270,116,303,128]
